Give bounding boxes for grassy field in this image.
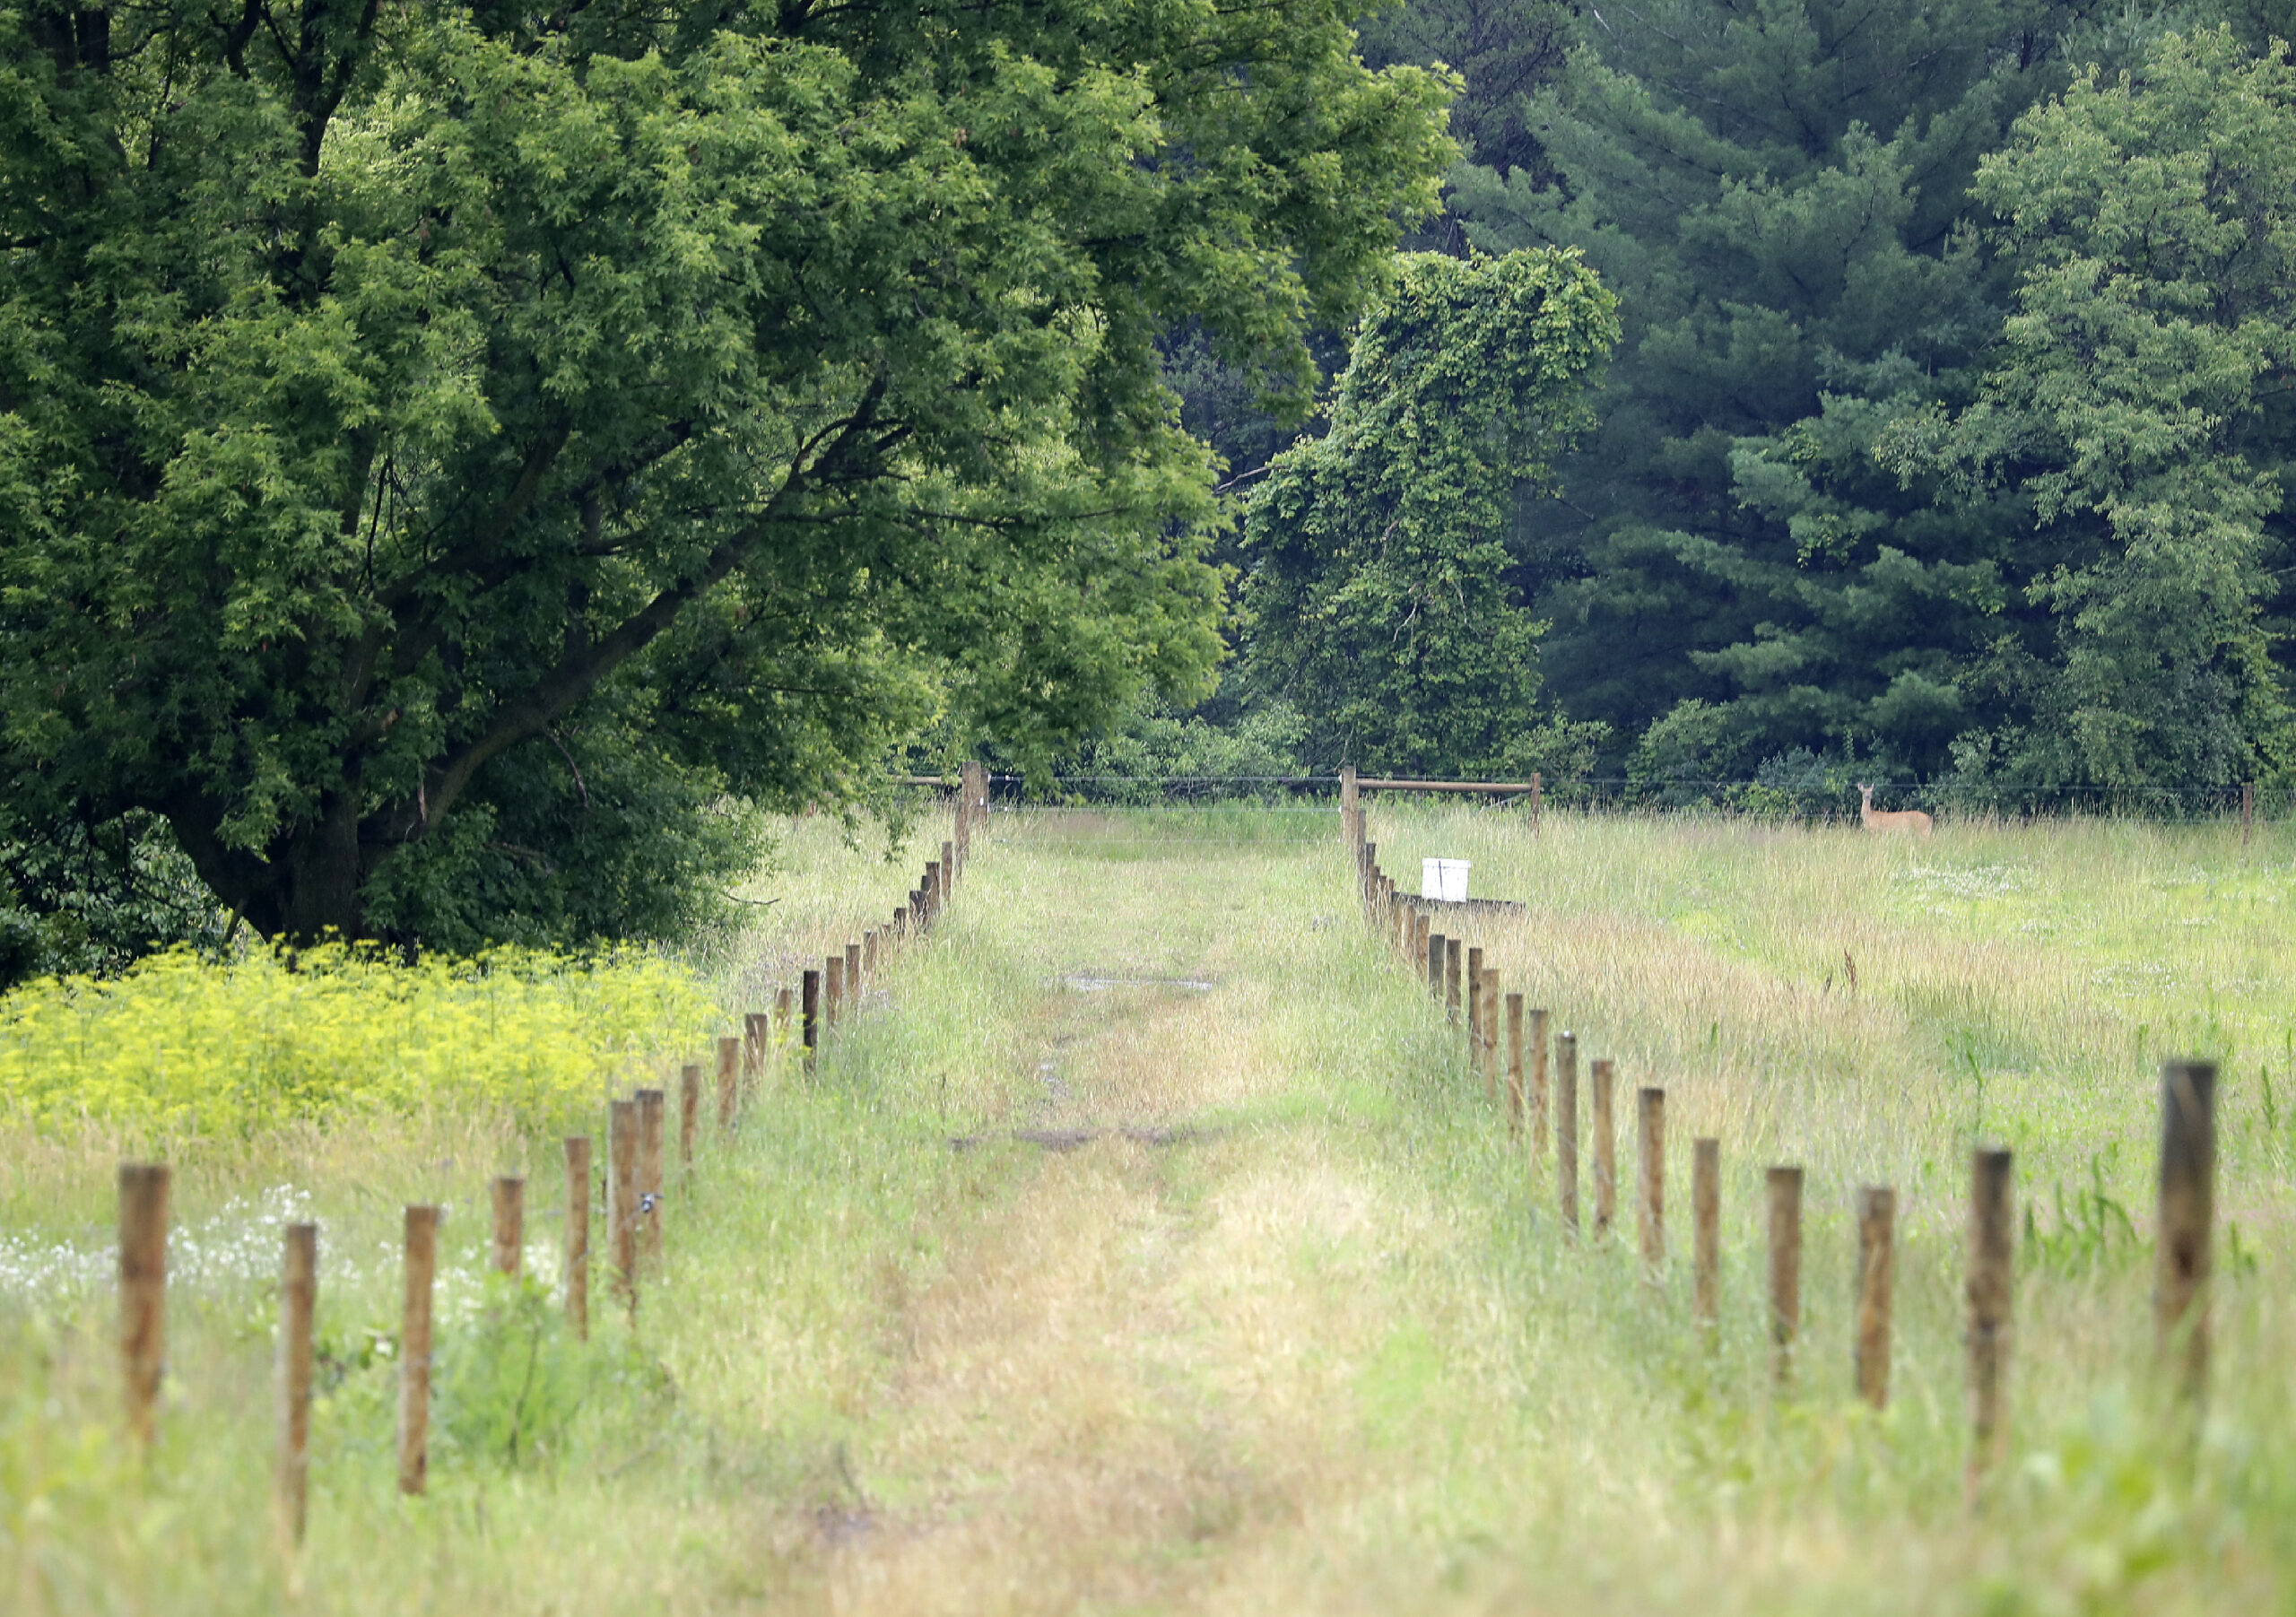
[1,803,2292,1613]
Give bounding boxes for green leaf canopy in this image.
[0,2,1452,945]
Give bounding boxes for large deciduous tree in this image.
[0,2,1451,948]
[1880,27,2296,788]
[1240,249,1617,776]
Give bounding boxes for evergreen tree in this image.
[1451,1,2105,780]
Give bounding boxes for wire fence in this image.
[895,773,2282,824]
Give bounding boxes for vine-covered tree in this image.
[1241,249,1617,776]
[0,2,1452,949]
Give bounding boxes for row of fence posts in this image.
[107,765,994,1558]
[1343,809,2220,1492]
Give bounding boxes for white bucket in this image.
[1422,858,1471,903]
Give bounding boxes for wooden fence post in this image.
[1466,946,1483,1048]
[941,839,955,897]
[397,1204,440,1495]
[717,1036,741,1128]
[1591,1060,1617,1237]
[2157,1060,2216,1407]
[824,954,844,1029]
[1481,969,1500,1103]
[1556,1031,1579,1232]
[1637,1087,1665,1270]
[608,1100,639,1321]
[118,1161,168,1451]
[744,1011,769,1083]
[681,1063,701,1167]
[1505,994,1526,1137]
[276,1221,317,1550]
[802,969,821,1066]
[1856,1186,1896,1411]
[1767,1166,1803,1384]
[637,1088,665,1274]
[1445,936,1462,1024]
[846,942,862,1007]
[1965,1148,2014,1498]
[1693,1138,1720,1329]
[491,1176,524,1277]
[1530,1010,1551,1161]
[564,1135,591,1341]
[1427,931,1444,999]
[862,930,878,987]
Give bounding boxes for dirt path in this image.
[811,855,1424,1614]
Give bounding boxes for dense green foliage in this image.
[1205,1,2296,799]
[0,0,1451,953]
[1241,250,1616,776]
[1882,26,2296,789]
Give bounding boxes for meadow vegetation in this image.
[0,804,2291,1613]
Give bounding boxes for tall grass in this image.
[0,804,2291,1613]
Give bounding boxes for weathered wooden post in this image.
[1505,994,1526,1136]
[1856,1186,1896,1411]
[1767,1166,1803,1384]
[1427,930,1445,999]
[2157,1060,2216,1408]
[608,1100,639,1320]
[744,1011,769,1083]
[1445,936,1462,1025]
[397,1204,440,1495]
[1530,1009,1552,1161]
[1692,1138,1720,1330]
[824,954,844,1028]
[491,1176,524,1277]
[275,1222,317,1551]
[717,1035,741,1126]
[1637,1087,1665,1271]
[1556,1031,1579,1232]
[636,1089,665,1274]
[1466,946,1483,1049]
[1480,969,1500,1102]
[681,1063,701,1166]
[1966,1147,2014,1496]
[802,969,821,1066]
[118,1162,168,1451]
[1591,1059,1617,1237]
[564,1135,591,1340]
[846,942,862,1007]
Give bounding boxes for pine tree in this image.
[1452,1,2108,782]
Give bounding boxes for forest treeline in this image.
[1169,0,2296,804]
[2,2,2293,978]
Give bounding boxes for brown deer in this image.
[1858,783,1933,836]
